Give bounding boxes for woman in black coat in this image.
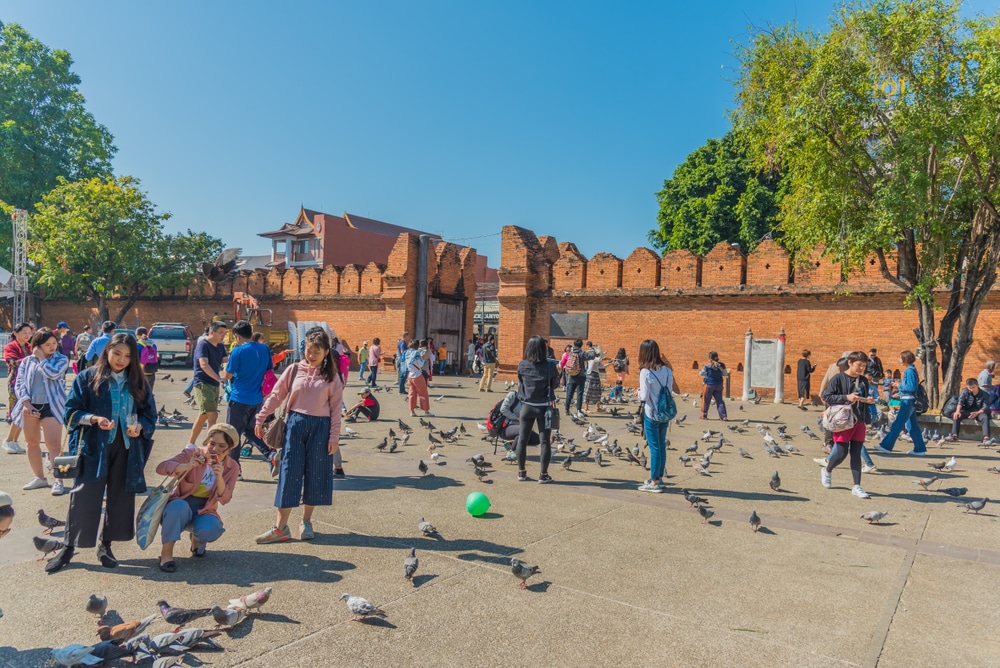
[45,333,157,573]
[797,350,816,409]
[515,336,560,483]
[820,351,875,500]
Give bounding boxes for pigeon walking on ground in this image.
[86,594,108,620]
[418,460,428,476]
[769,470,781,492]
[962,498,989,514]
[912,476,938,490]
[157,600,212,631]
[738,448,751,459]
[939,487,969,498]
[210,605,248,629]
[697,504,715,524]
[341,593,388,622]
[683,490,708,507]
[404,547,419,582]
[51,644,101,668]
[33,535,64,560]
[749,510,761,532]
[228,587,272,612]
[511,558,541,588]
[96,614,158,643]
[418,517,438,536]
[37,509,65,534]
[860,510,889,524]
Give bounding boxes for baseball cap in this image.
[206,423,239,447]
[0,490,11,508]
[57,322,69,329]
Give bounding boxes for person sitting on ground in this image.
[155,423,240,572]
[345,388,381,422]
[0,490,14,539]
[948,378,991,444]
[497,389,540,446]
[608,379,625,403]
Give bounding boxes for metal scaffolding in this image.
[11,208,28,325]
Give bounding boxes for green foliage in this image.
[650,132,786,256]
[29,176,223,322]
[0,21,116,267]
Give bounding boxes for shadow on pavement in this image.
[334,474,466,492]
[107,550,355,587]
[689,489,810,503]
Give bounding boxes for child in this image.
[608,379,624,403]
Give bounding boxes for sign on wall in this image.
[750,339,777,388]
[549,312,589,339]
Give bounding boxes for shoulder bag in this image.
[543,362,560,431]
[263,363,298,451]
[135,475,178,550]
[52,413,85,479]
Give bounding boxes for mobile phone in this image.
[210,454,219,465]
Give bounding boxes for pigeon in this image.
[769,470,781,492]
[939,487,968,498]
[398,419,413,433]
[860,510,889,524]
[198,247,243,281]
[418,517,438,536]
[562,456,573,471]
[434,395,445,402]
[944,456,958,470]
[157,600,212,631]
[388,427,397,439]
[684,443,699,454]
[697,504,714,524]
[375,437,388,452]
[595,450,603,466]
[37,508,65,534]
[576,447,592,460]
[32,535,64,560]
[763,443,778,458]
[228,587,272,612]
[401,432,411,446]
[441,426,458,439]
[87,640,142,664]
[426,421,437,431]
[428,433,442,445]
[928,460,948,471]
[749,510,761,532]
[912,476,938,490]
[962,498,989,514]
[473,466,490,481]
[51,644,101,667]
[147,628,223,655]
[417,459,428,476]
[675,414,687,424]
[738,448,752,459]
[771,414,780,421]
[96,614,158,643]
[344,426,358,437]
[389,439,399,453]
[693,463,710,476]
[467,454,489,467]
[683,490,708,507]
[404,547,419,581]
[803,427,820,440]
[341,593,387,621]
[86,594,108,619]
[511,558,541,588]
[210,605,248,629]
[477,422,488,432]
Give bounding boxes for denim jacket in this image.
[63,368,157,493]
[899,365,919,399]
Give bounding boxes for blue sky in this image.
[3,1,994,267]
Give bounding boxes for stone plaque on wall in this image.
[750,339,777,388]
[549,312,589,339]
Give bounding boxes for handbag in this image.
[135,476,178,550]
[52,420,84,479]
[821,404,857,433]
[263,363,298,451]
[543,362,560,431]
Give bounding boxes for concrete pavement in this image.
[1,370,998,667]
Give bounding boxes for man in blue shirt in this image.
[189,321,228,445]
[85,321,117,362]
[221,321,274,472]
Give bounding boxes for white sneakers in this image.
[23,477,49,490]
[821,469,832,489]
[861,464,877,473]
[51,480,65,496]
[813,457,829,467]
[2,441,25,454]
[851,485,871,499]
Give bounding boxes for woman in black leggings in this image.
[820,351,875,499]
[515,336,559,483]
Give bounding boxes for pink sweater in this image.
[155,448,239,521]
[255,362,344,446]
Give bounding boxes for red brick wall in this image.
[495,225,1000,395]
[623,248,660,288]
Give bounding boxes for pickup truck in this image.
[148,323,194,365]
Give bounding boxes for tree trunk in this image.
[915,299,939,408]
[113,286,145,326]
[96,296,110,324]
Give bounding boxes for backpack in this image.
[914,382,929,415]
[485,400,509,436]
[564,351,582,377]
[650,371,677,423]
[483,343,497,364]
[613,358,626,373]
[139,341,158,365]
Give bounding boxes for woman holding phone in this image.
[154,423,240,572]
[44,333,157,574]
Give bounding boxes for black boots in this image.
[96,542,118,568]
[45,545,75,574]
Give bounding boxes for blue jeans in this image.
[366,363,378,386]
[564,374,586,414]
[643,415,668,481]
[438,360,446,375]
[358,361,368,381]
[160,496,225,546]
[881,398,925,452]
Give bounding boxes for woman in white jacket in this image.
[636,339,674,493]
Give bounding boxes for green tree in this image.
[27,176,223,323]
[0,21,115,266]
[649,132,786,255]
[734,0,1000,406]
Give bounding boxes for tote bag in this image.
[135,476,178,550]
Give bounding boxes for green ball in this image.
[466,491,491,517]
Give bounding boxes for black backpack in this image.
[914,382,929,415]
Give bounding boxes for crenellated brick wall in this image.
[30,234,478,371]
[496,225,1000,398]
